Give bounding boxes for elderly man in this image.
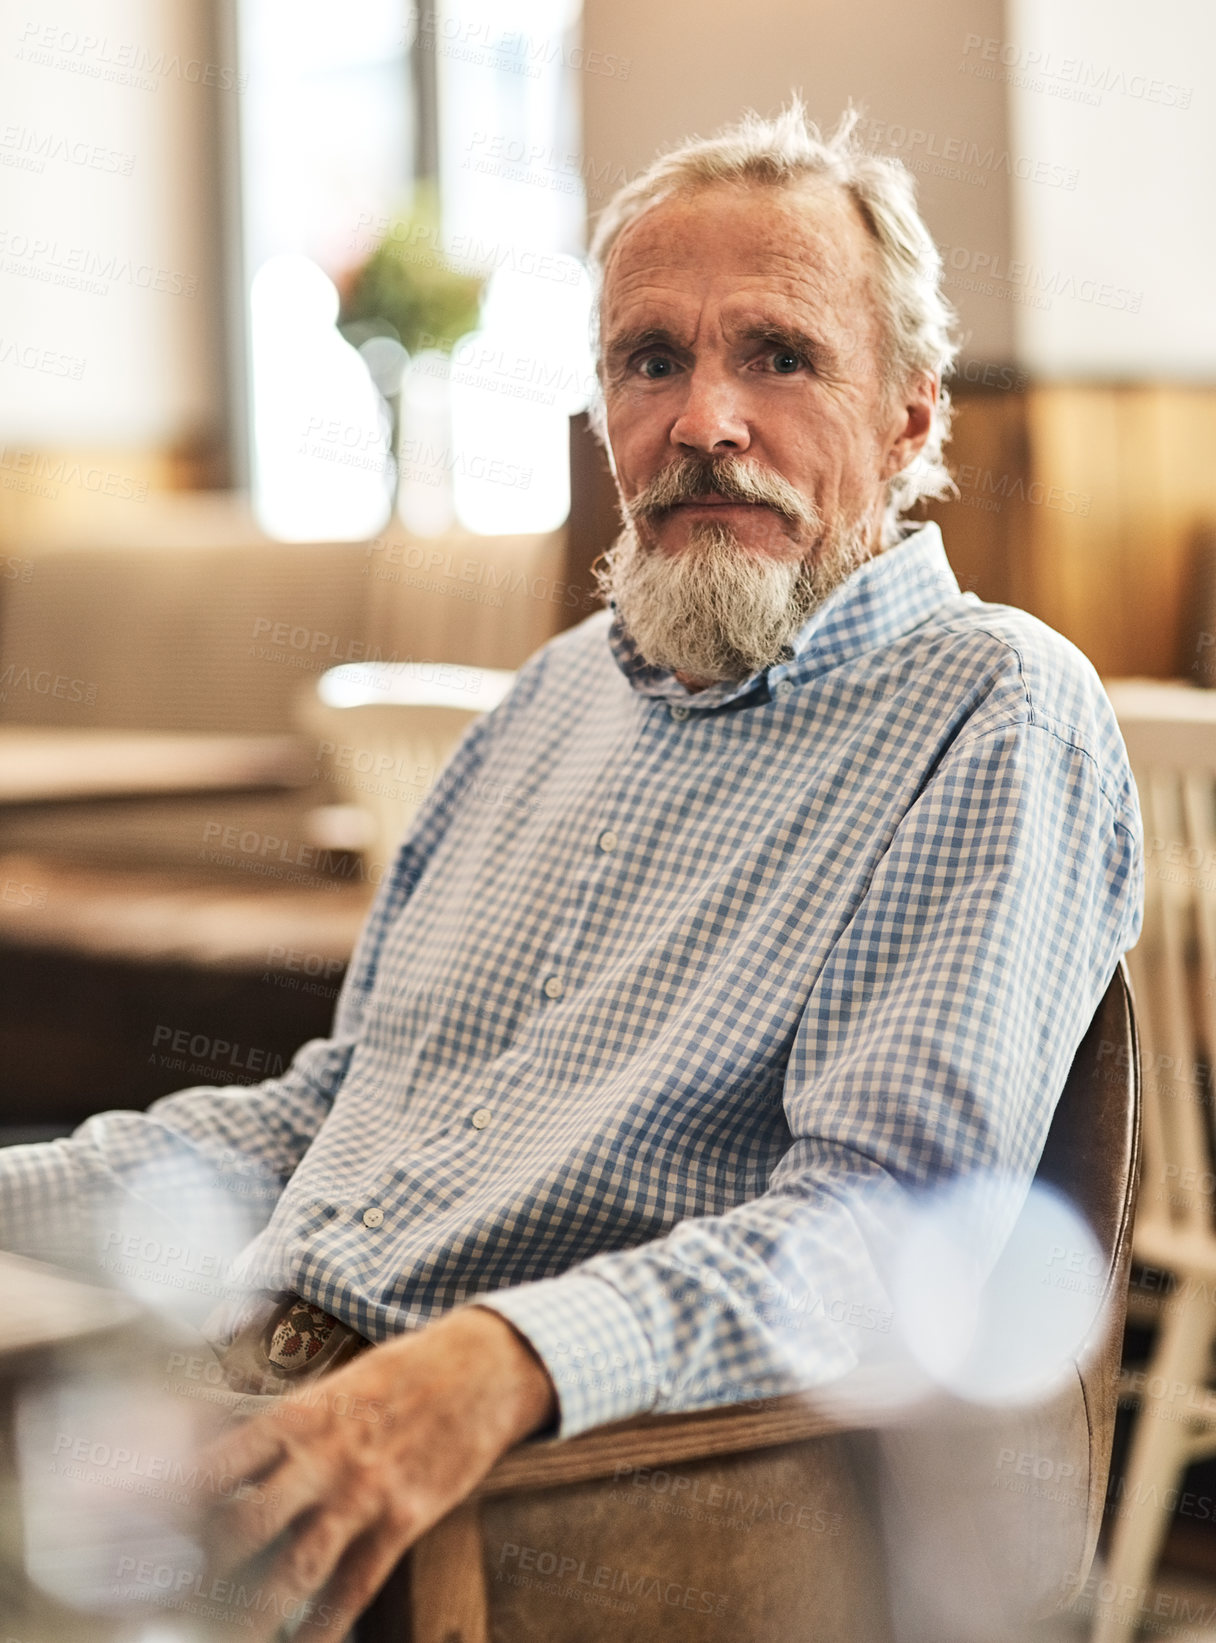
[1,106,1141,1635]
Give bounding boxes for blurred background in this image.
[2,0,1216,1636]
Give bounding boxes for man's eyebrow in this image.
[602,326,689,370]
[735,321,840,371]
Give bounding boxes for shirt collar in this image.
[606,521,960,710]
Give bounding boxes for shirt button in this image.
[470,1107,492,1130]
[362,1207,384,1228]
[543,975,564,999]
[670,704,690,721]
[598,829,618,853]
[774,680,795,700]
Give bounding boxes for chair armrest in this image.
[477,1392,858,1499]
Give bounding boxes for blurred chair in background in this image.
[1094,683,1216,1643]
[302,661,516,869]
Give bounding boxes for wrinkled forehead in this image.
[598,177,885,355]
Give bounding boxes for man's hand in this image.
[183,1306,557,1640]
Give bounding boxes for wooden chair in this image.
[361,962,1140,1643]
[1090,685,1216,1643]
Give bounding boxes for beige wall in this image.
[580,0,1016,363]
[0,0,226,452]
[1007,0,1214,378]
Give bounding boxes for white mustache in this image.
[626,456,819,533]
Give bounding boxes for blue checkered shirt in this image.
[0,524,1142,1436]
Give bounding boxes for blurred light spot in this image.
[318,662,515,712]
[891,1178,1105,1405]
[450,261,594,536]
[250,253,392,542]
[359,334,408,398]
[17,1369,201,1615]
[397,349,456,537]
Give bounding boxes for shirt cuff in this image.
[0,1140,93,1268]
[475,1270,665,1439]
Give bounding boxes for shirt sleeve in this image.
[0,707,499,1273]
[479,719,1144,1437]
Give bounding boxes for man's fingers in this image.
[312,1521,416,1639]
[202,1444,327,1576]
[219,1503,372,1643]
[199,1408,290,1492]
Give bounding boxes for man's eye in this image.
[769,349,803,374]
[638,355,673,379]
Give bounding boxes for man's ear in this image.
[882,372,938,479]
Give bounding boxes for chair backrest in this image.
[869,961,1140,1640]
[1034,959,1141,1573]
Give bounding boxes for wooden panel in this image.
[1022,385,1124,674]
[0,449,178,549]
[561,412,621,634]
[924,384,1216,679]
[920,384,1029,609]
[1141,389,1216,678]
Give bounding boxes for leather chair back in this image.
[1033,957,1142,1570]
[870,959,1141,1641]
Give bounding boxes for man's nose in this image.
[668,367,750,454]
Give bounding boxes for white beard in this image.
[594,514,873,686]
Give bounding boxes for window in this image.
[236,0,591,541]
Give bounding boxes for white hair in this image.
[588,101,960,545]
